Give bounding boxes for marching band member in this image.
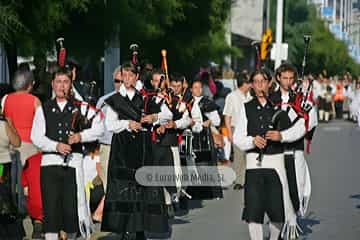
[31,67,103,240]
[169,73,184,97]
[151,75,192,209]
[234,69,304,240]
[270,63,317,218]
[187,79,223,200]
[101,62,170,240]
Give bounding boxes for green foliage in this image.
[0,4,24,43]
[0,0,92,56]
[2,0,237,77]
[112,0,238,74]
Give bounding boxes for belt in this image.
[42,151,83,156]
[100,143,111,146]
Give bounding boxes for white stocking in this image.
[319,110,324,121]
[67,232,78,240]
[248,222,263,240]
[325,112,330,122]
[269,222,282,240]
[45,233,58,240]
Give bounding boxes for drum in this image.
[192,128,212,152]
[179,129,192,161]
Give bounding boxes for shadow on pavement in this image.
[350,194,360,209]
[298,211,321,237]
[350,194,360,199]
[169,218,191,225]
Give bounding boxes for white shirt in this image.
[233,99,306,152]
[344,84,354,99]
[312,80,321,100]
[96,90,118,144]
[223,88,251,127]
[191,96,220,133]
[31,100,104,166]
[135,80,143,91]
[104,85,137,134]
[154,101,191,130]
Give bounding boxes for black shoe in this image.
[32,221,43,239]
[121,232,134,240]
[166,204,175,219]
[233,184,244,190]
[179,197,188,210]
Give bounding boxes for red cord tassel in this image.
[177,134,183,145]
[152,131,157,143]
[58,49,66,67]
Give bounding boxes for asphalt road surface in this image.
[171,120,360,240]
[24,120,360,239]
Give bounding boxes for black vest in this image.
[244,98,284,155]
[42,99,83,153]
[157,100,179,147]
[156,97,186,147]
[269,90,305,151]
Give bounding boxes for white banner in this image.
[231,0,264,41]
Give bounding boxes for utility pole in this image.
[266,0,271,29]
[333,0,337,23]
[341,0,344,32]
[225,13,232,69]
[348,0,352,36]
[275,0,284,69]
[104,2,121,94]
[345,0,348,33]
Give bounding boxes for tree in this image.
[2,0,238,80]
[0,0,93,77]
[0,4,23,44]
[109,0,238,76]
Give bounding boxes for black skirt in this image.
[0,163,25,239]
[242,169,285,224]
[40,166,79,233]
[187,128,223,200]
[101,130,169,235]
[319,97,332,111]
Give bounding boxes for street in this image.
[25,120,360,240]
[171,120,360,240]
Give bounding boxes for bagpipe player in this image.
[233,69,306,240]
[31,67,104,240]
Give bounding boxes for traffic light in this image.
[260,29,272,60]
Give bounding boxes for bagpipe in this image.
[293,35,314,114]
[135,46,193,117]
[56,37,99,105]
[56,38,103,163]
[290,35,316,153]
[256,91,292,166]
[63,89,103,165]
[56,37,102,122]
